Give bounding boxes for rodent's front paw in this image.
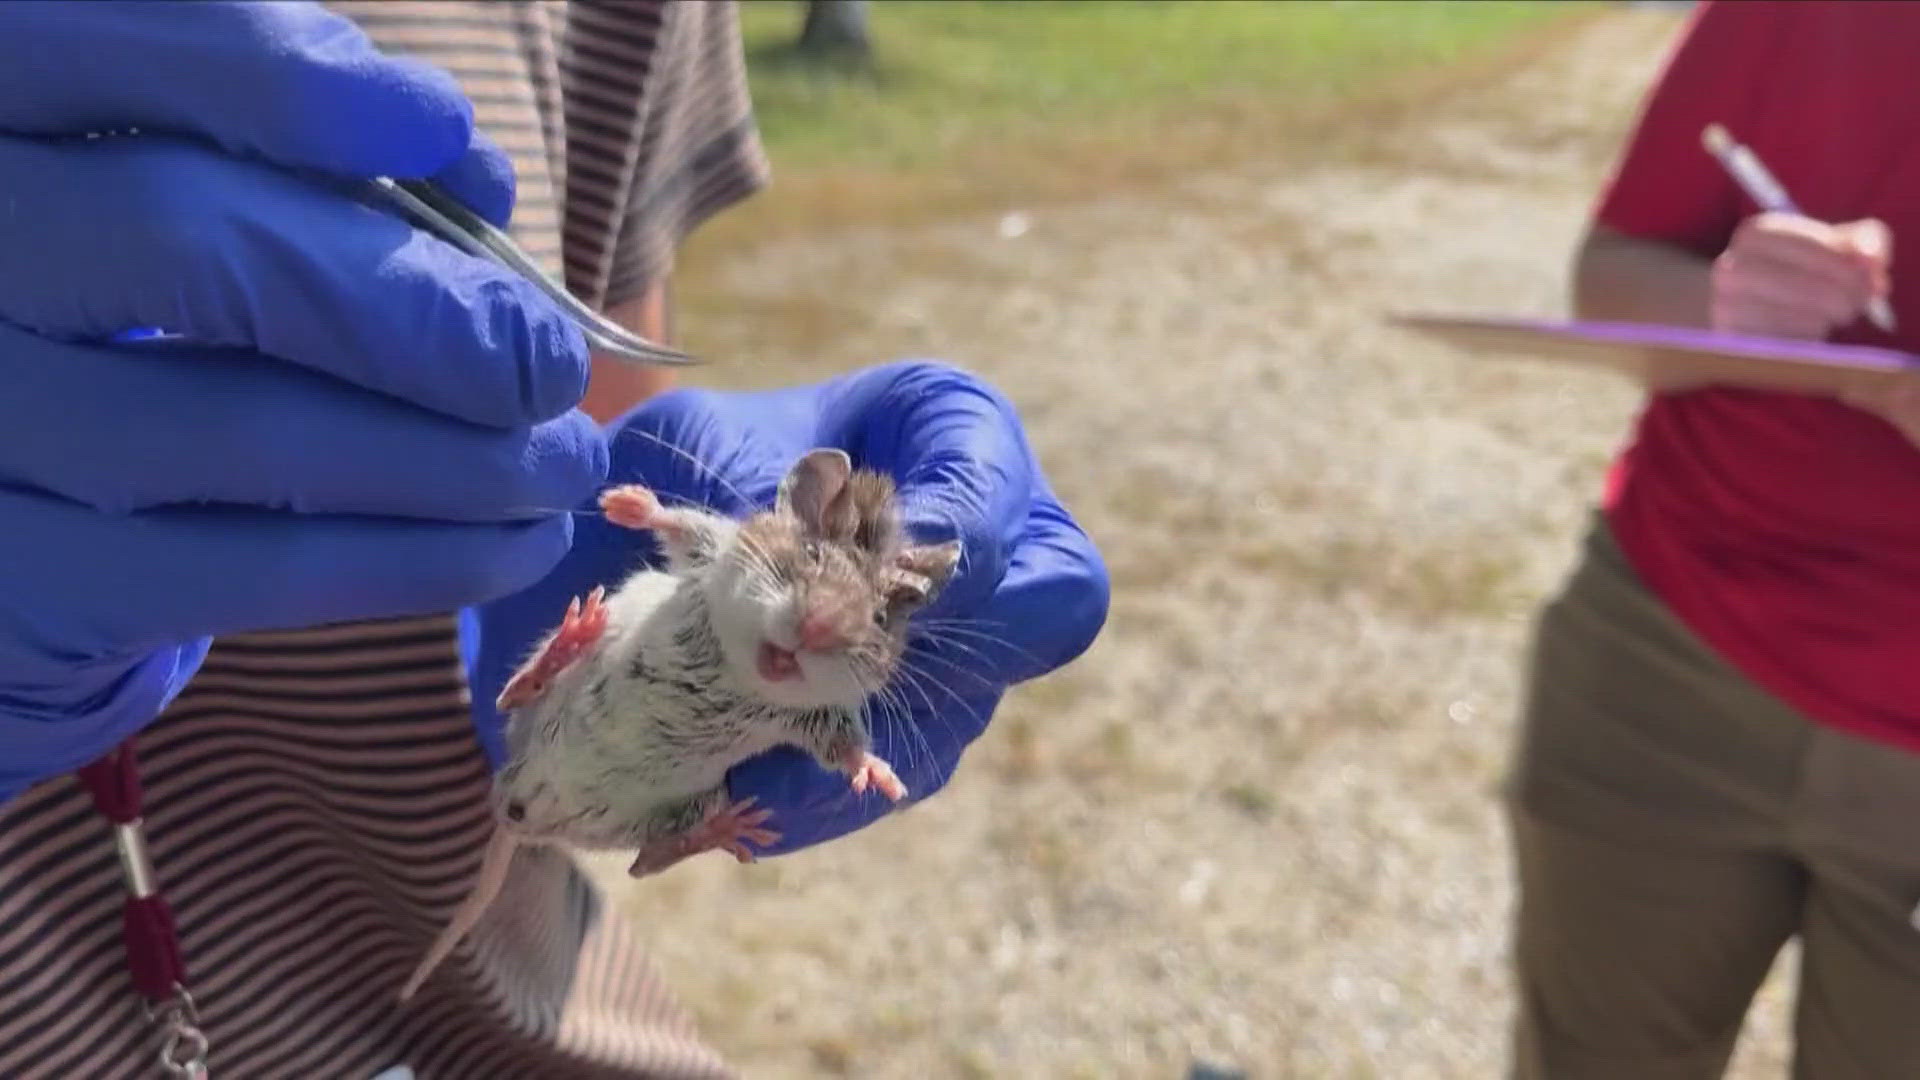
[495,586,608,710]
[599,484,661,530]
[842,750,907,802]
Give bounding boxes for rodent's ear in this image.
[884,574,932,613]
[777,448,856,539]
[897,539,962,594]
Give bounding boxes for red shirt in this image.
[1597,0,1920,755]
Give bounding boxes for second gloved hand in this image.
[473,360,1110,855]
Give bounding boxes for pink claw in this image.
[627,798,782,878]
[843,750,907,802]
[599,485,660,531]
[495,586,609,710]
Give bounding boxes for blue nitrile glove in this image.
[0,1,604,802]
[472,360,1109,855]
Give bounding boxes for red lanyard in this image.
[75,738,211,1079]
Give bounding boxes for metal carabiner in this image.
[145,986,211,1079]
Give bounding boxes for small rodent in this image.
[399,448,962,1001]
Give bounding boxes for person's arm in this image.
[1576,213,1886,336]
[1572,222,1714,329]
[1585,1,1795,253]
[583,283,676,423]
[567,1,768,425]
[1569,0,1859,391]
[1570,0,1733,399]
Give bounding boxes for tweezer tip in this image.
[641,347,701,366]
[376,177,704,367]
[591,334,699,366]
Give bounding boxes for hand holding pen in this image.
[1701,126,1920,442]
[1702,123,1897,338]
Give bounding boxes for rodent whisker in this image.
[895,637,999,691]
[886,663,961,791]
[500,506,613,518]
[499,487,736,522]
[876,657,933,717]
[860,692,913,778]
[869,680,932,783]
[910,636,1026,675]
[857,658,912,732]
[913,614,1015,631]
[873,661,915,716]
[876,681,912,732]
[897,654,982,727]
[733,530,782,592]
[892,654,973,737]
[911,619,1051,671]
[609,427,760,514]
[724,527,777,592]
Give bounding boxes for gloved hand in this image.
[472,360,1110,855]
[0,1,604,801]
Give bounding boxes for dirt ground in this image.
[578,8,1804,1077]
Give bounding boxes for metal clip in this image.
[145,986,210,1078]
[113,817,159,899]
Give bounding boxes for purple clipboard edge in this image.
[1387,311,1920,390]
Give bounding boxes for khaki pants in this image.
[1505,516,1920,1079]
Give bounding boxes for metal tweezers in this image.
[365,176,697,367]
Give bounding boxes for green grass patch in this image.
[739,0,1589,173]
[677,0,1599,291]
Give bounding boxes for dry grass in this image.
[578,6,1805,1078]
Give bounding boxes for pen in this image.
[1702,122,1897,334]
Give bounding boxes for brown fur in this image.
[754,449,961,669]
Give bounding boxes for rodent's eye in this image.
[872,608,888,626]
[803,540,822,561]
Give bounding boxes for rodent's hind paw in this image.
[627,798,780,878]
[626,841,694,879]
[495,586,608,710]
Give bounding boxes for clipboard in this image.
[1387,312,1920,396]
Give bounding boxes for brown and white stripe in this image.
[0,2,768,1076]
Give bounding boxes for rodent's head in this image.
[704,449,961,710]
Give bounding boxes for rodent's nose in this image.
[796,609,849,652]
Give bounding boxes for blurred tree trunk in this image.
[798,0,871,60]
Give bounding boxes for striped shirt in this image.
[0,3,766,1077]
